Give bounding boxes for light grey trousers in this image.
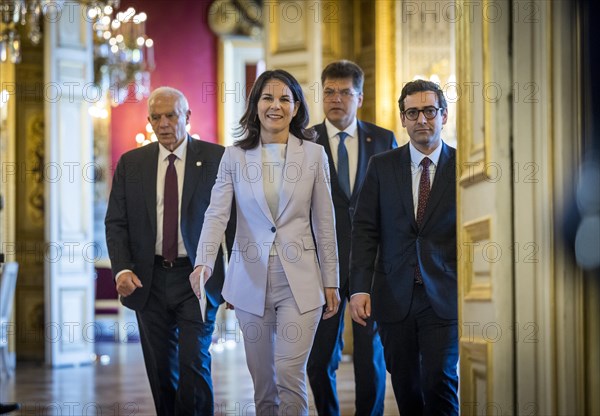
[235,255,322,416]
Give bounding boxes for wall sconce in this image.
[88,101,109,119]
[135,122,156,147]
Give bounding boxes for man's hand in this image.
[322,287,341,320]
[349,293,371,326]
[116,271,143,297]
[189,265,212,298]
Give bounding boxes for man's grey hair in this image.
[148,86,189,114]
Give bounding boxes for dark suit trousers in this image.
[136,261,215,416]
[308,284,387,416]
[378,284,459,416]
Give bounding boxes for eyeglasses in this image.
[323,88,359,99]
[402,106,444,121]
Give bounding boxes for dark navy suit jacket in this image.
[105,136,230,312]
[314,120,396,291]
[350,142,457,321]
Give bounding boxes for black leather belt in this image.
[154,255,191,269]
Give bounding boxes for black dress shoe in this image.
[0,402,21,414]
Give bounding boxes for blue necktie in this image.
[337,132,351,198]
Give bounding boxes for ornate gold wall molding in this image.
[457,0,492,187]
[461,217,493,301]
[460,339,493,415]
[14,36,45,361]
[268,2,310,55]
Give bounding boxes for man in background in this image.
[308,60,396,416]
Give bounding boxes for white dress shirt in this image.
[409,141,442,218]
[262,143,287,255]
[115,141,189,282]
[156,141,188,258]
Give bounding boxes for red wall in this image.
[110,0,218,166]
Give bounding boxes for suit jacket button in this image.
[271,226,276,233]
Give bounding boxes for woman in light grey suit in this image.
[190,69,340,415]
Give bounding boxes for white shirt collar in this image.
[324,117,358,140]
[159,136,187,162]
[409,140,443,167]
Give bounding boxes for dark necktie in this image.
[337,132,351,199]
[415,157,432,284]
[162,154,178,261]
[416,157,432,226]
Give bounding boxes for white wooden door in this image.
[44,2,95,366]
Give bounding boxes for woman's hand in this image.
[322,287,341,319]
[189,265,212,298]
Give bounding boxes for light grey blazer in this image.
[195,134,339,317]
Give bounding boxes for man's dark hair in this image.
[398,79,447,112]
[234,69,315,149]
[321,60,364,93]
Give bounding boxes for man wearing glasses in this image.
[349,79,459,415]
[308,60,396,416]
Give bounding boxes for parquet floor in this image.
[0,340,399,415]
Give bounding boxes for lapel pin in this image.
[366,137,372,142]
[196,161,202,167]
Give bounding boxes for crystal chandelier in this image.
[0,1,119,63]
[1,0,45,63]
[1,1,155,106]
[92,4,155,106]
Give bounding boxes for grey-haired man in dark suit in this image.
[105,86,231,415]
